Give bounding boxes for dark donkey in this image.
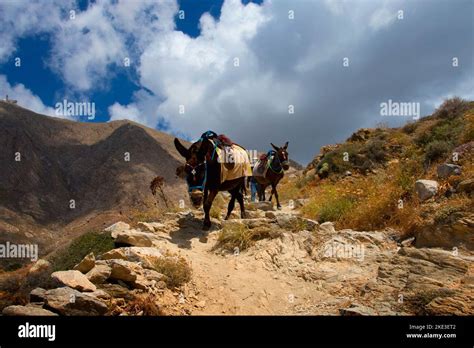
[174,132,248,230]
[254,142,289,209]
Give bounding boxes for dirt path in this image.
[151,210,341,315]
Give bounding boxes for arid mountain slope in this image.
[0,101,188,257]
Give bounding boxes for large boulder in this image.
[43,287,108,316]
[2,305,58,316]
[107,259,142,282]
[437,164,462,179]
[73,252,95,273]
[415,213,474,250]
[114,230,158,247]
[86,264,112,284]
[51,270,97,292]
[100,247,163,269]
[415,180,438,201]
[105,221,131,238]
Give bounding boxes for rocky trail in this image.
[3,201,473,316]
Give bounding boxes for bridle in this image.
[269,151,289,174]
[186,161,207,192]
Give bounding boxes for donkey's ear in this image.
[174,138,189,158]
[283,141,289,150]
[270,143,279,151]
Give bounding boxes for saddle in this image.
[201,131,252,183]
[253,150,275,177]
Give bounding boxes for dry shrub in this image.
[0,266,56,311]
[215,224,280,252]
[152,256,192,289]
[112,293,163,316]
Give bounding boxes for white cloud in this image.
[0,75,56,116]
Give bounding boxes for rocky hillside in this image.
[279,97,473,249]
[1,202,472,316]
[0,97,472,316]
[0,101,188,267]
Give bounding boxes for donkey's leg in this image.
[236,190,246,219]
[203,190,217,230]
[225,190,237,220]
[273,184,282,209]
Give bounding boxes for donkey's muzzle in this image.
[282,161,290,171]
[189,190,203,208]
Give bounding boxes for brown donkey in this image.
[174,131,250,230]
[254,142,289,209]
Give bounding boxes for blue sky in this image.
[0,0,472,164]
[1,0,260,123]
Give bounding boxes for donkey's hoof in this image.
[277,205,282,210]
[241,212,247,219]
[202,222,211,231]
[224,215,230,220]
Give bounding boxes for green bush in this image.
[49,231,115,271]
[317,197,354,223]
[424,140,452,164]
[433,97,469,119]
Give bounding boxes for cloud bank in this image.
[1,0,472,163]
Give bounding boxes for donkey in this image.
[174,133,248,230]
[254,142,289,209]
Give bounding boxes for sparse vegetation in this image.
[48,231,114,271]
[215,223,280,252]
[152,256,192,289]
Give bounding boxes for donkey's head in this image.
[271,142,290,171]
[174,138,210,208]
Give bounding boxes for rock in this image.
[340,304,377,316]
[43,287,108,316]
[276,214,319,231]
[99,284,134,299]
[247,201,274,211]
[114,230,158,247]
[437,164,462,179]
[415,180,438,201]
[294,198,310,208]
[86,264,112,284]
[195,300,206,308]
[2,305,58,316]
[265,211,277,219]
[133,269,167,290]
[107,259,142,282]
[51,270,97,292]
[30,288,47,303]
[457,178,474,194]
[73,252,95,273]
[88,289,111,300]
[344,170,352,177]
[105,221,131,238]
[425,294,474,315]
[28,259,51,275]
[415,213,474,250]
[137,222,166,233]
[100,247,163,269]
[319,221,336,234]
